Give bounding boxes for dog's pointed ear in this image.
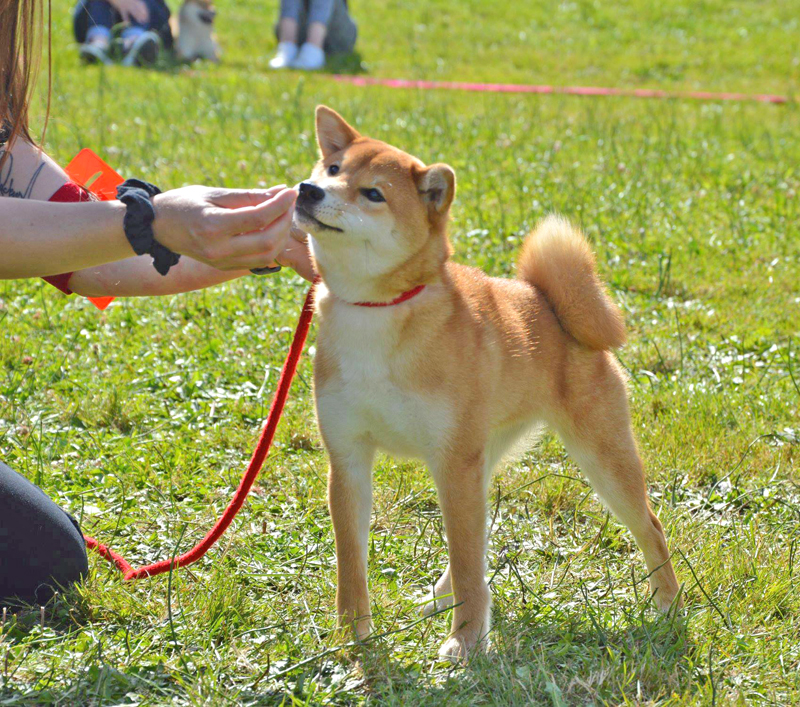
[417,163,456,215]
[316,106,360,159]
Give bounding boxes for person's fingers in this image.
[208,185,288,210]
[218,208,293,261]
[210,187,296,237]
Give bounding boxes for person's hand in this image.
[109,0,150,24]
[151,186,297,271]
[276,225,316,282]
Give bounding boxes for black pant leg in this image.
[73,0,119,43]
[0,461,88,606]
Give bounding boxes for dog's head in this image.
[181,0,216,27]
[299,106,455,303]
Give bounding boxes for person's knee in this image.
[34,514,89,603]
[61,513,90,582]
[0,463,89,606]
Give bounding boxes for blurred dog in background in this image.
[173,0,220,62]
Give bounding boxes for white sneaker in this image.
[269,42,299,69]
[121,31,161,67]
[291,42,325,70]
[80,37,112,65]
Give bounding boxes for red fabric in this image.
[354,284,426,307]
[42,272,74,296]
[84,284,317,579]
[42,182,93,295]
[49,182,92,203]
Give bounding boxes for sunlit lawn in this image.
[1,0,798,703]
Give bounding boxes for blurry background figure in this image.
[73,0,172,66]
[174,0,220,62]
[270,0,357,71]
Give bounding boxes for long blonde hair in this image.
[0,0,50,160]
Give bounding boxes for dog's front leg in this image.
[328,443,375,641]
[432,450,491,662]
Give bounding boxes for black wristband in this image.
[117,179,180,276]
[250,264,282,275]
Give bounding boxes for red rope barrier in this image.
[84,284,316,580]
[332,75,790,105]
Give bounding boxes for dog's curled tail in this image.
[517,215,626,350]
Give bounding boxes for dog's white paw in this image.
[649,575,684,614]
[652,587,684,614]
[438,634,490,663]
[438,635,469,663]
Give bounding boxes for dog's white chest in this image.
[315,305,450,460]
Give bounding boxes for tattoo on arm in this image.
[0,148,46,199]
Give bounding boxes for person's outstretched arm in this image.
[0,187,297,279]
[0,138,302,284]
[69,225,315,296]
[0,198,132,278]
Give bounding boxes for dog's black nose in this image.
[298,182,325,203]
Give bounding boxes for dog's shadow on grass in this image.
[405,606,691,703]
[0,589,695,703]
[362,609,695,703]
[325,51,367,75]
[236,605,696,704]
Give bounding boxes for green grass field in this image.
[1,0,799,703]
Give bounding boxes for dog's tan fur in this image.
[302,106,681,661]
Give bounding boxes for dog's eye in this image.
[362,188,385,203]
[328,164,340,176]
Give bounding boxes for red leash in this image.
[84,284,317,580]
[333,75,790,105]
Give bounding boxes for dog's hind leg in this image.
[550,354,682,612]
[328,442,376,640]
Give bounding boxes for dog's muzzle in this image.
[298,182,326,205]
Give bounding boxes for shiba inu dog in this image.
[173,0,220,62]
[300,106,682,661]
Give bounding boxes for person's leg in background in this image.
[292,0,336,70]
[73,0,119,64]
[0,461,89,608]
[120,0,172,67]
[322,0,357,56]
[270,0,304,69]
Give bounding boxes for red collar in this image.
[354,284,426,307]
